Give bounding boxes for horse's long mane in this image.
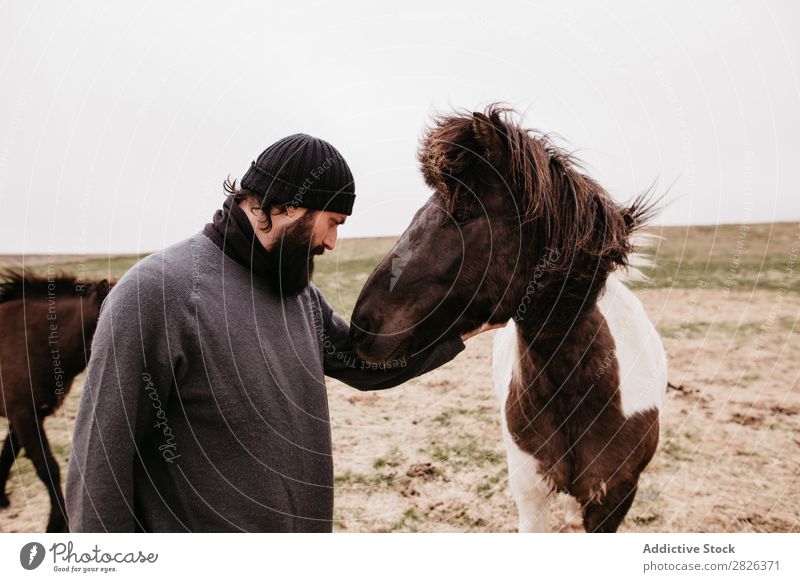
[418,104,660,274]
[0,269,97,304]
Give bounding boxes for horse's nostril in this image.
[360,316,373,335]
[350,313,375,345]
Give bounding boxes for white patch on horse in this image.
[596,274,668,417]
[563,495,584,528]
[492,320,552,532]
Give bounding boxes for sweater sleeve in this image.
[65,268,187,532]
[311,286,465,391]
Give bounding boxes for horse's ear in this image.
[471,111,506,167]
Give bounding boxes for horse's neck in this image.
[47,297,98,376]
[513,286,610,392]
[516,269,607,345]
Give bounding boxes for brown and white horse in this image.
[350,105,667,532]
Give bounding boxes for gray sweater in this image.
[65,233,464,532]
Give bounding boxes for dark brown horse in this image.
[351,105,667,532]
[0,269,110,532]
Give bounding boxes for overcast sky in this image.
[1,0,798,254]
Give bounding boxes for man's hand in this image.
[460,321,507,342]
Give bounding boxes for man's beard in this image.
[263,214,324,297]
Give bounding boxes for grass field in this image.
[1,222,799,532]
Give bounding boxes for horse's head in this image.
[76,278,113,323]
[351,105,655,362]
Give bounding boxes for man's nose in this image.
[323,231,337,251]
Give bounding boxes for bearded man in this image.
[66,134,488,532]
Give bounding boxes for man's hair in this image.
[224,176,309,233]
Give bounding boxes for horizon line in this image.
[1,218,797,257]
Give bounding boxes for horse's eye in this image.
[452,209,472,225]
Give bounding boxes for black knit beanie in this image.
[240,133,356,215]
